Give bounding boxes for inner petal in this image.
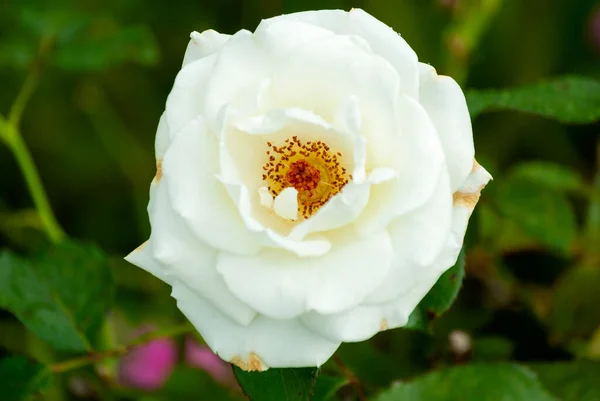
[222,108,355,236]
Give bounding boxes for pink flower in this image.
[185,336,235,385]
[118,335,178,390]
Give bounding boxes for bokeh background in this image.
[1,0,600,400]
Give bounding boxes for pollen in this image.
[286,160,321,192]
[262,136,350,219]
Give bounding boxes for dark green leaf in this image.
[233,367,319,401]
[0,356,52,401]
[493,177,577,253]
[530,361,600,401]
[405,252,465,330]
[312,376,348,401]
[0,240,114,351]
[510,161,587,194]
[548,266,600,341]
[0,38,36,69]
[374,364,557,401]
[52,24,159,71]
[467,76,600,124]
[472,337,514,362]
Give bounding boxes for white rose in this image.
[126,8,491,371]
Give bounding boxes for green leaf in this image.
[472,337,514,362]
[0,356,53,401]
[233,367,319,401]
[374,364,557,401]
[0,240,114,351]
[405,252,465,330]
[493,177,577,253]
[467,76,600,124]
[52,24,159,71]
[548,266,600,341]
[312,376,348,401]
[0,38,36,69]
[509,161,587,194]
[530,361,600,401]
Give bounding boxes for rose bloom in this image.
[126,8,491,371]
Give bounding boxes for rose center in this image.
[285,160,321,192]
[262,136,351,218]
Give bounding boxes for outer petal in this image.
[301,299,410,343]
[202,29,269,134]
[216,230,393,319]
[126,177,256,326]
[355,94,446,235]
[261,8,419,98]
[155,112,170,161]
[364,168,453,305]
[162,117,262,255]
[172,282,340,369]
[165,54,217,137]
[448,160,493,262]
[418,63,474,192]
[182,30,230,67]
[304,161,492,342]
[125,239,168,283]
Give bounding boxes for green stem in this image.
[9,65,40,126]
[0,40,65,243]
[443,0,504,85]
[3,125,65,243]
[51,322,194,374]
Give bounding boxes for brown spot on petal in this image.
[231,352,265,372]
[452,191,481,209]
[135,241,147,252]
[154,158,163,183]
[472,158,481,172]
[379,319,389,332]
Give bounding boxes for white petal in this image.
[162,117,262,255]
[355,94,446,236]
[273,187,299,221]
[172,282,340,369]
[261,8,419,98]
[458,160,493,195]
[155,112,170,160]
[125,238,168,283]
[444,161,493,266]
[289,168,396,240]
[234,107,332,135]
[267,34,402,166]
[127,180,257,325]
[216,230,393,319]
[258,186,273,208]
[364,168,453,305]
[165,54,216,137]
[311,162,492,341]
[301,299,410,343]
[219,179,332,257]
[333,96,366,181]
[182,30,231,67]
[254,19,334,54]
[418,63,474,192]
[203,29,269,134]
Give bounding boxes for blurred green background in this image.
[1,0,600,400]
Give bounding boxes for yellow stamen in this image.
[262,137,350,218]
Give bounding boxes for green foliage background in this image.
[1,0,600,400]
